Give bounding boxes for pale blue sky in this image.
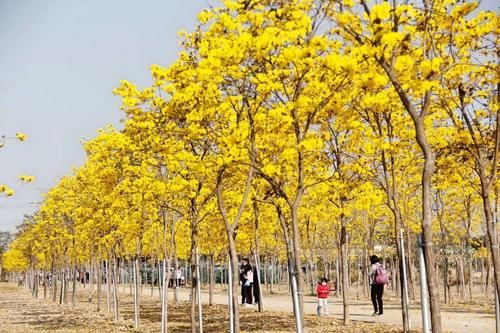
[0,1,497,233]
[0,0,209,232]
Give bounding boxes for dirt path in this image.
[0,283,399,333]
[0,282,494,332]
[173,288,494,333]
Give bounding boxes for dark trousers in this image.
[371,284,384,313]
[242,283,253,304]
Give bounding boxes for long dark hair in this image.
[370,255,380,265]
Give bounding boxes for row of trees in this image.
[3,1,498,332]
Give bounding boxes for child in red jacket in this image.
[316,278,331,316]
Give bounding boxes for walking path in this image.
[174,288,495,333]
[0,282,494,333]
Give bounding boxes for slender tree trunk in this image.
[481,258,486,294]
[483,192,500,304]
[444,258,448,304]
[59,269,64,304]
[64,267,69,304]
[52,270,57,302]
[340,215,350,325]
[72,266,77,307]
[190,231,198,333]
[270,256,275,294]
[459,257,466,299]
[209,254,214,306]
[158,260,163,301]
[112,254,120,321]
[407,232,416,300]
[161,257,167,333]
[106,259,111,314]
[90,262,95,304]
[363,246,368,298]
[290,203,304,320]
[418,136,442,332]
[33,271,38,299]
[468,254,473,302]
[174,257,179,304]
[151,259,155,298]
[161,256,173,333]
[228,236,241,333]
[43,272,47,300]
[133,256,140,328]
[128,261,133,296]
[97,262,101,312]
[379,54,442,333]
[97,260,102,312]
[335,256,340,297]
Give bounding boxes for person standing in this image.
[316,278,331,316]
[369,255,386,316]
[242,263,254,306]
[175,268,183,287]
[240,258,249,305]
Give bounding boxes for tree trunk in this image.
[43,272,47,300]
[468,254,473,302]
[379,54,442,333]
[112,254,120,321]
[335,257,340,297]
[340,216,350,325]
[97,262,101,312]
[459,257,466,299]
[64,267,68,304]
[209,254,214,306]
[128,260,132,295]
[190,234,198,333]
[158,260,163,301]
[174,257,179,304]
[133,256,140,328]
[151,260,155,298]
[106,259,111,314]
[417,129,442,333]
[160,257,166,333]
[444,257,448,304]
[290,204,304,320]
[363,247,368,298]
[406,231,416,300]
[52,270,57,302]
[72,266,77,307]
[228,235,241,333]
[59,269,64,305]
[270,256,275,294]
[482,192,500,305]
[90,262,95,304]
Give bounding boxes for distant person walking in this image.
[369,255,387,316]
[316,278,331,316]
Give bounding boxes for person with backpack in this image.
[316,278,331,316]
[369,255,387,316]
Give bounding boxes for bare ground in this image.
[0,282,495,332]
[0,282,403,333]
